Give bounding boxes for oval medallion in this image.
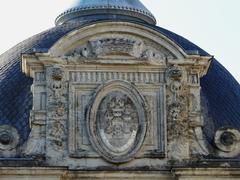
[98,92,138,154]
[87,81,147,163]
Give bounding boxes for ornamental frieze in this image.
[69,71,165,84]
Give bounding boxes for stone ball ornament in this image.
[215,128,240,157]
[87,80,148,163]
[0,125,20,151]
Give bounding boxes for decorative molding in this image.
[69,71,165,84]
[55,5,156,25]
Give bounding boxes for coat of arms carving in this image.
[98,92,138,153]
[87,81,147,163]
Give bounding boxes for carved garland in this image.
[166,65,190,160]
[46,65,68,156]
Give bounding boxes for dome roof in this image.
[0,20,239,158]
[55,0,156,25]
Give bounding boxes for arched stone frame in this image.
[86,80,148,163]
[49,22,186,60]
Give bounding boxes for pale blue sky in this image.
[0,0,239,82]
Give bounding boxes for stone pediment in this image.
[63,35,176,65]
[47,23,188,66]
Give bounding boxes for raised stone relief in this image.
[46,65,68,157]
[166,64,210,160]
[166,65,190,160]
[87,81,147,163]
[65,37,144,59]
[98,92,138,154]
[49,121,65,147]
[23,65,68,159]
[63,35,175,64]
[51,66,64,81]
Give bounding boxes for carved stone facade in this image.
[19,22,216,178]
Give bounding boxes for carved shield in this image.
[87,81,147,163]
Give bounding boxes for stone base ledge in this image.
[0,167,174,180]
[174,168,240,179]
[1,167,240,180]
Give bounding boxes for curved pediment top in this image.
[49,22,187,63]
[65,35,146,59]
[62,34,177,65]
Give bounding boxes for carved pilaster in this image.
[166,65,190,160]
[46,65,68,162]
[187,70,209,157]
[24,77,47,157]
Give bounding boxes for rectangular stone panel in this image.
[68,82,166,158]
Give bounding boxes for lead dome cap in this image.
[55,0,156,25]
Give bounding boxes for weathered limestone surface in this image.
[0,168,174,180]
[175,168,240,180]
[2,21,236,179]
[1,168,240,180]
[21,22,212,169]
[0,0,238,178]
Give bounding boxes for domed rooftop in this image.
[55,0,156,25]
